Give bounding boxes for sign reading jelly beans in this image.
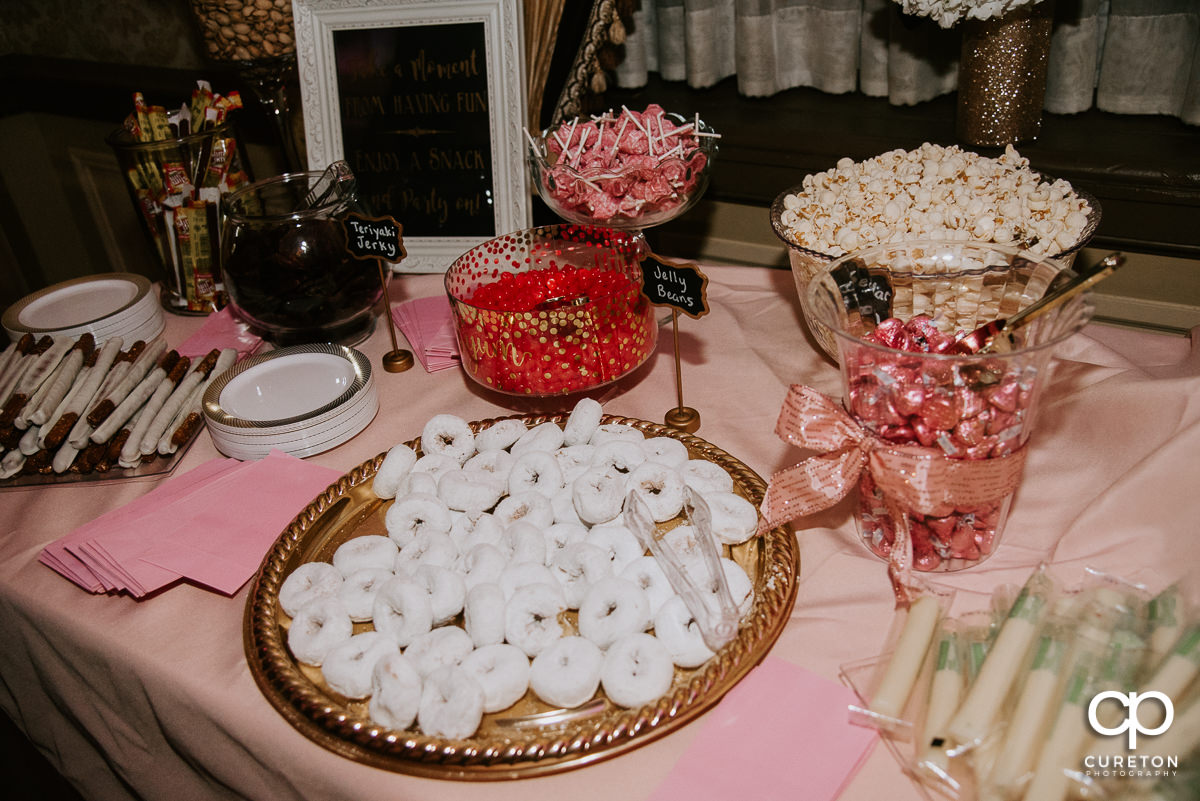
[641,255,710,319]
[342,212,407,263]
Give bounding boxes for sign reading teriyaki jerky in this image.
[641,255,710,319]
[342,213,406,263]
[332,23,495,238]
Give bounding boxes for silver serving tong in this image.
[302,159,355,209]
[953,252,1126,354]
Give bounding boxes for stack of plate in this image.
[3,273,164,345]
[202,344,378,460]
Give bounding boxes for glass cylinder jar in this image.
[219,164,385,346]
[805,240,1093,571]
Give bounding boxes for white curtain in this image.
[615,0,1200,125]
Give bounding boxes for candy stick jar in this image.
[445,225,657,396]
[804,241,1094,571]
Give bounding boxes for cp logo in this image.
[1087,691,1174,749]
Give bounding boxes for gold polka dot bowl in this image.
[445,225,658,396]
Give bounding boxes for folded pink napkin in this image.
[176,307,264,359]
[39,451,341,598]
[392,296,460,372]
[650,657,877,801]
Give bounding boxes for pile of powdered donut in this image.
[279,398,758,740]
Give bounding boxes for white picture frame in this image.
[293,0,529,273]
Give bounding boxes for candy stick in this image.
[868,593,943,720]
[85,338,166,428]
[0,448,25,478]
[982,622,1075,799]
[913,621,965,786]
[0,334,40,405]
[1141,695,1200,763]
[947,566,1056,750]
[89,348,173,445]
[1145,585,1186,672]
[14,353,73,430]
[139,348,218,455]
[27,336,89,426]
[61,338,132,450]
[0,336,61,425]
[119,355,190,467]
[17,424,41,456]
[1126,622,1200,732]
[157,347,236,455]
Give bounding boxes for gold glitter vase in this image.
[957,1,1055,147]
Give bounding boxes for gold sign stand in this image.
[641,252,710,434]
[377,259,413,373]
[664,307,700,433]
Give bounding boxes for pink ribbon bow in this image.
[758,385,1028,600]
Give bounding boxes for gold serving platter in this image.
[244,413,799,780]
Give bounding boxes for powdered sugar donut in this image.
[287,595,353,666]
[578,577,651,649]
[412,563,466,625]
[372,578,434,647]
[459,542,508,589]
[494,490,554,528]
[627,461,685,522]
[641,436,689,468]
[421,414,476,464]
[590,423,643,445]
[554,444,596,484]
[279,561,343,617]
[463,582,506,647]
[653,595,715,669]
[505,582,567,656]
[385,492,452,548]
[498,561,559,601]
[530,635,604,708]
[418,665,485,739]
[550,542,613,609]
[505,521,547,565]
[397,470,439,498]
[586,523,645,574]
[543,521,588,564]
[449,512,506,555]
[681,458,734,494]
[463,448,514,485]
[461,642,531,713]
[438,468,505,515]
[373,443,417,499]
[507,450,564,497]
[621,556,676,616]
[550,486,585,526]
[394,530,458,573]
[718,557,754,616]
[571,468,624,526]
[563,397,602,446]
[369,651,423,730]
[411,452,460,479]
[333,534,398,577]
[703,491,759,545]
[601,632,674,708]
[322,631,400,699]
[474,418,526,452]
[338,566,393,622]
[405,625,474,678]
[591,439,647,477]
[511,421,565,456]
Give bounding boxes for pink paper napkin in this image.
[649,657,877,801]
[176,307,264,359]
[40,452,340,598]
[392,296,460,372]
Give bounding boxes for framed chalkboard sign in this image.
[294,0,529,273]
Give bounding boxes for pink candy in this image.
[849,315,1036,570]
[537,105,712,225]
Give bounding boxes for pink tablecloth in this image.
[0,265,1196,801]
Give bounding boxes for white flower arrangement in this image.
[894,0,1045,28]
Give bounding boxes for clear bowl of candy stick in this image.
[526,105,719,231]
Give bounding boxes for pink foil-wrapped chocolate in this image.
[528,106,719,229]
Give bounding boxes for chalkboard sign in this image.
[831,258,893,324]
[343,213,406,262]
[294,0,529,273]
[642,255,710,319]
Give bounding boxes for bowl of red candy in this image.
[445,224,658,396]
[527,105,718,230]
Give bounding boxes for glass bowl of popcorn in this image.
[528,105,719,231]
[770,143,1099,358]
